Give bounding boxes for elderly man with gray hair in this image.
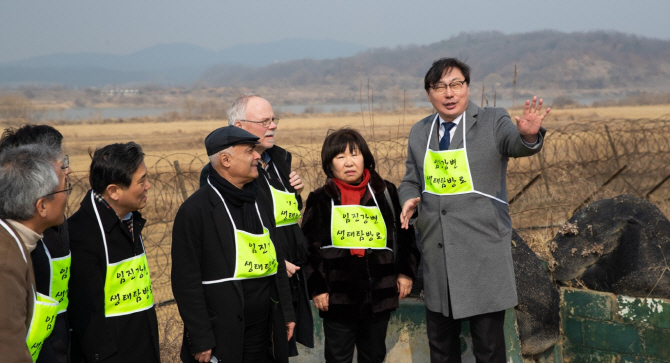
[0,143,71,362]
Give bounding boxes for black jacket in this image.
[258,146,314,353]
[171,182,296,363]
[67,190,160,363]
[302,170,420,320]
[31,224,70,363]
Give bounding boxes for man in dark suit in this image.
[67,142,160,363]
[172,126,295,363]
[399,58,550,362]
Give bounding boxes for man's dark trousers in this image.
[426,307,506,363]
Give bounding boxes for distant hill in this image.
[196,30,670,105]
[3,31,670,107]
[0,39,367,86]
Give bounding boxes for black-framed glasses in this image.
[431,80,467,94]
[43,181,72,197]
[239,117,280,128]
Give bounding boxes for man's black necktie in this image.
[439,122,457,150]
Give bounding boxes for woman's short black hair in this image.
[321,128,375,179]
[89,142,145,193]
[424,57,471,91]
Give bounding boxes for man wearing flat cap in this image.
[199,94,313,357]
[172,126,296,363]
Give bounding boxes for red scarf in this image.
[333,169,371,257]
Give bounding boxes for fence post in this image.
[604,124,620,168]
[173,160,189,202]
[537,150,551,194]
[573,165,627,214]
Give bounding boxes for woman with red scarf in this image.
[302,128,420,363]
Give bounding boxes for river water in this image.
[32,95,619,121]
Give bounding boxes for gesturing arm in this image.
[399,124,424,229]
[514,96,550,143]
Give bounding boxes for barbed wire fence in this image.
[64,117,670,362]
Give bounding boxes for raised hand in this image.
[515,96,551,143]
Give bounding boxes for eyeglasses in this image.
[431,80,467,94]
[60,155,69,170]
[44,181,72,197]
[239,117,280,128]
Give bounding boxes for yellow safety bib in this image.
[42,242,71,314]
[269,185,301,227]
[421,113,509,205]
[26,292,59,362]
[327,183,389,250]
[104,254,154,317]
[203,178,279,284]
[90,192,154,318]
[51,254,70,314]
[422,113,474,196]
[234,226,278,279]
[423,148,473,194]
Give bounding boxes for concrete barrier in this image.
[292,288,670,362]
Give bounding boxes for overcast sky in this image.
[1,0,669,63]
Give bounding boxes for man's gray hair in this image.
[227,92,261,126]
[0,144,60,220]
[208,146,235,168]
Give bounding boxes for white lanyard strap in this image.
[204,178,270,284]
[41,240,54,297]
[330,183,380,208]
[272,163,288,191]
[207,178,266,231]
[425,113,466,151]
[91,191,146,266]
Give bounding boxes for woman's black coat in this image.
[67,190,160,363]
[302,170,420,320]
[260,146,313,353]
[171,182,296,363]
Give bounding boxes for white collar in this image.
[438,113,464,127]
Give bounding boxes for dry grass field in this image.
[3,103,670,362]
[37,103,670,174]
